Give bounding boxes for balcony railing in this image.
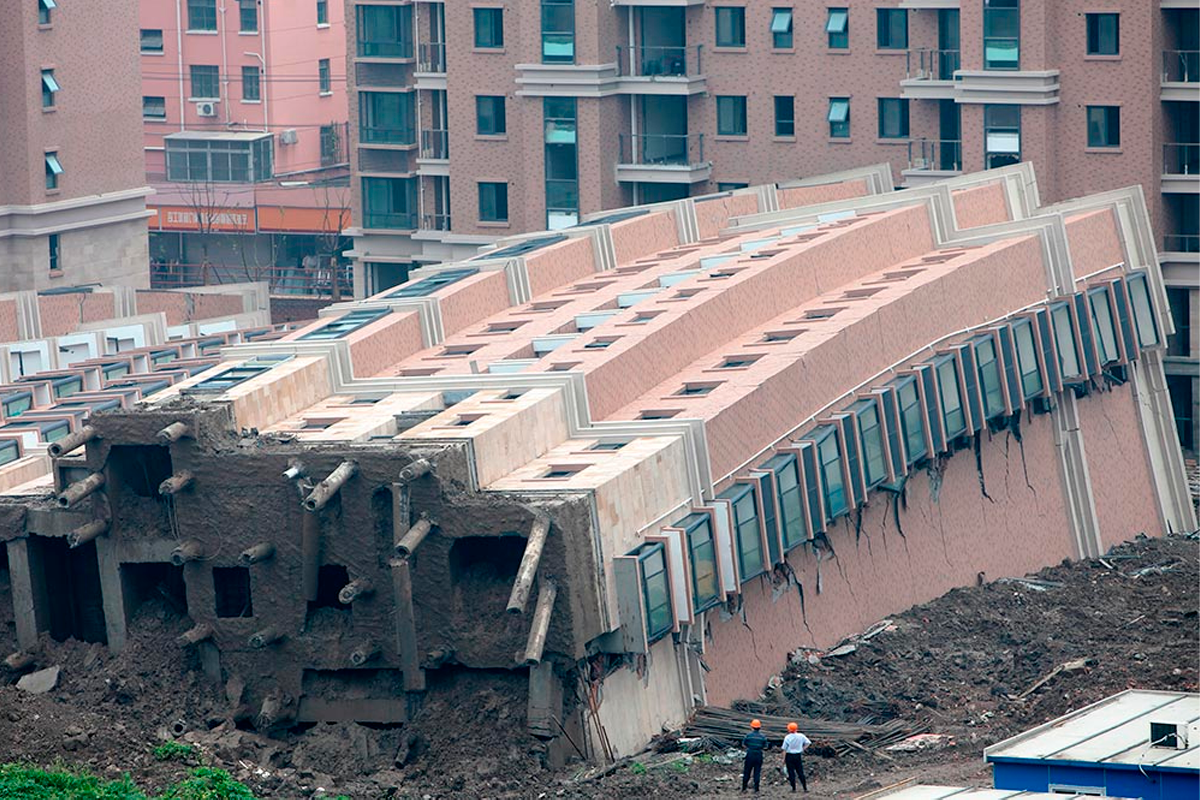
[151,262,351,299]
[1164,143,1200,175]
[1164,234,1200,253]
[1163,50,1200,83]
[360,125,415,146]
[420,213,451,231]
[364,212,417,230]
[907,138,963,172]
[618,133,705,166]
[417,42,446,73]
[615,44,703,78]
[906,48,960,81]
[357,38,413,60]
[420,129,449,160]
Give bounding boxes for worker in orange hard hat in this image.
[781,721,812,792]
[741,719,768,793]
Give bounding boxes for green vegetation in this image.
[0,764,259,800]
[152,743,198,763]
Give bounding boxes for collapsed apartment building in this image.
[0,163,1193,762]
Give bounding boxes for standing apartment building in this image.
[0,0,151,291]
[140,0,351,271]
[342,0,1199,455]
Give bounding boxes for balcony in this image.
[614,45,706,95]
[616,133,710,184]
[610,0,704,5]
[419,213,451,232]
[417,43,445,74]
[419,129,448,160]
[1162,50,1199,102]
[954,69,1060,105]
[900,48,960,100]
[1161,235,1200,285]
[363,212,416,231]
[360,125,415,147]
[901,139,963,187]
[898,0,960,7]
[1163,143,1200,194]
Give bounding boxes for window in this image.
[1087,106,1119,148]
[814,426,847,520]
[48,234,60,273]
[893,376,927,464]
[44,152,62,190]
[766,454,805,549]
[362,176,417,228]
[717,96,747,136]
[544,96,578,229]
[877,98,909,139]
[638,543,673,641]
[190,65,219,99]
[983,0,1019,70]
[771,8,793,49]
[478,182,509,223]
[1127,273,1160,348]
[542,0,574,63]
[0,440,19,467]
[165,135,274,183]
[356,4,413,58]
[1089,288,1120,365]
[876,8,907,50]
[143,96,166,120]
[828,97,850,138]
[239,0,257,32]
[360,91,414,144]
[721,484,764,580]
[715,7,746,47]
[241,66,260,102]
[718,182,748,191]
[38,0,55,25]
[1012,319,1044,399]
[474,7,504,48]
[316,0,328,25]
[140,29,164,54]
[774,96,795,137]
[3,393,33,418]
[188,0,217,31]
[1167,374,1194,451]
[826,8,848,49]
[1167,287,1190,358]
[854,400,887,488]
[41,69,59,109]
[1086,13,1118,56]
[1051,302,1083,380]
[974,337,1006,419]
[318,59,331,94]
[476,95,507,135]
[984,104,1020,168]
[320,123,343,165]
[681,514,719,612]
[934,355,966,438]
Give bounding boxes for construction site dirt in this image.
[0,532,1195,798]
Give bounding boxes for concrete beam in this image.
[389,558,424,692]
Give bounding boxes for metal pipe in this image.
[176,623,213,647]
[157,421,190,443]
[337,578,374,605]
[301,512,319,602]
[282,460,306,480]
[170,539,205,566]
[349,642,379,667]
[67,520,108,549]
[397,458,431,483]
[394,514,433,558]
[302,460,358,512]
[57,473,105,508]
[158,471,194,496]
[522,579,557,666]
[248,626,283,649]
[239,542,275,565]
[48,425,96,457]
[506,514,551,614]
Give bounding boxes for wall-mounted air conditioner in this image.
[1150,721,1190,750]
[279,129,299,145]
[195,101,217,117]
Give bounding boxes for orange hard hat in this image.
[750,719,762,729]
[787,722,798,733]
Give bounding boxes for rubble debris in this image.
[995,577,1064,592]
[684,706,926,756]
[17,665,61,694]
[1012,657,1097,700]
[885,733,955,753]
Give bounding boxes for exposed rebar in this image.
[56,473,105,508]
[67,519,108,549]
[302,460,358,512]
[239,542,276,565]
[48,425,96,458]
[170,539,205,566]
[398,458,431,483]
[506,513,551,614]
[248,627,283,649]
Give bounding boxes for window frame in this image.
[48,234,60,273]
[41,69,59,109]
[972,334,1007,420]
[681,513,720,613]
[813,424,848,522]
[717,95,748,136]
[877,98,910,139]
[774,95,795,137]
[241,66,261,102]
[826,7,848,49]
[44,152,63,191]
[1086,105,1120,148]
[828,97,850,138]
[715,6,746,48]
[478,181,509,223]
[719,483,765,581]
[1012,317,1046,400]
[1050,301,1084,382]
[984,104,1021,168]
[771,7,794,49]
[142,96,167,121]
[851,399,887,489]
[318,59,332,95]
[891,375,928,465]
[876,8,908,50]
[474,7,504,49]
[763,453,806,551]
[239,0,258,33]
[1126,272,1160,348]
[1085,13,1118,56]
[932,354,967,440]
[316,0,329,26]
[476,94,507,136]
[189,64,220,100]
[38,0,55,25]
[541,0,575,64]
[1088,286,1121,366]
[638,543,674,643]
[140,29,165,54]
[983,0,1020,70]
[187,0,218,32]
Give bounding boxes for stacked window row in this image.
[633,271,1161,643]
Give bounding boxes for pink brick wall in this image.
[777,179,870,210]
[952,183,1011,230]
[525,237,597,299]
[0,300,18,341]
[610,211,680,265]
[695,193,761,240]
[437,270,512,337]
[1064,210,1125,280]
[349,311,423,379]
[37,292,116,337]
[134,291,188,325]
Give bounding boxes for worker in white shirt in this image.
[781,722,812,792]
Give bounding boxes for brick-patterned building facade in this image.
[341,0,1199,455]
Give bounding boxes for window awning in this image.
[42,72,60,93]
[771,9,793,34]
[828,99,850,123]
[39,0,56,10]
[826,9,848,34]
[45,153,64,175]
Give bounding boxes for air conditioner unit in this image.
[279,129,299,145]
[195,101,217,117]
[1150,721,1189,750]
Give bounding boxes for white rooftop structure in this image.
[984,690,1200,772]
[868,785,1135,800]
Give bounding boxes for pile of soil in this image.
[0,534,1195,799]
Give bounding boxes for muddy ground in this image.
[0,533,1195,799]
